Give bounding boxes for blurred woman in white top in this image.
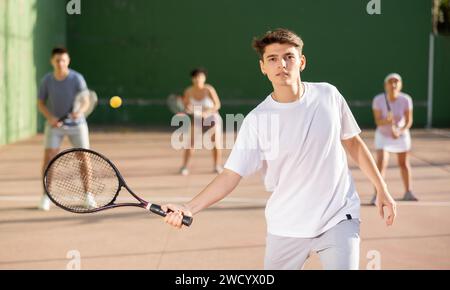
[180,68,222,176]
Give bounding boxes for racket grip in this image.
[149,204,193,227]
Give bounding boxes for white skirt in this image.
[374,129,411,153]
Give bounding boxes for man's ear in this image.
[259,59,266,75]
[300,55,306,72]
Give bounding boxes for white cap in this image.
[384,73,402,83]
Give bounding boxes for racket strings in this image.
[45,151,119,212]
[167,94,185,114]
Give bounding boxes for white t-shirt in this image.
[224,82,362,238]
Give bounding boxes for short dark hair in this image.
[190,67,207,78]
[51,46,69,57]
[252,28,304,59]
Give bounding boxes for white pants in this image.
[264,219,360,270]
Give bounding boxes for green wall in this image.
[433,35,450,127]
[0,0,37,145]
[66,0,432,127]
[1,0,449,146]
[0,0,66,145]
[33,0,68,133]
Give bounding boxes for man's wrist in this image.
[375,182,388,194]
[183,203,196,215]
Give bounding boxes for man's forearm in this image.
[78,92,91,114]
[37,101,53,120]
[347,136,387,192]
[186,169,241,215]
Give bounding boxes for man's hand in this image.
[70,111,82,120]
[161,203,193,229]
[48,116,62,128]
[375,188,397,226]
[160,169,242,229]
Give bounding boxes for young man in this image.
[37,47,91,211]
[162,29,396,270]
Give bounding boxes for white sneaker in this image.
[180,167,189,176]
[85,192,98,209]
[38,194,51,211]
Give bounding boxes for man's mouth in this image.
[276,71,289,77]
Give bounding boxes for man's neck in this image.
[54,69,69,81]
[272,78,304,103]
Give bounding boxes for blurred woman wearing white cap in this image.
[370,73,418,204]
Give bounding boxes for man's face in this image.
[192,73,206,87]
[259,43,306,87]
[51,53,70,72]
[384,78,402,95]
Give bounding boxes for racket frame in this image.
[59,90,98,124]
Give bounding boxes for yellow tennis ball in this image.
[110,96,122,108]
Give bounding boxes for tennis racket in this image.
[43,148,193,227]
[60,90,98,126]
[167,94,188,114]
[384,93,400,137]
[384,93,393,120]
[167,94,211,119]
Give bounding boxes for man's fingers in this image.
[167,212,178,226]
[167,212,183,228]
[161,204,190,228]
[386,204,396,226]
[176,213,183,229]
[378,203,385,219]
[386,214,394,226]
[386,211,394,226]
[164,211,174,223]
[391,203,397,216]
[162,204,177,213]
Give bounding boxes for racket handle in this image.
[149,204,193,227]
[58,114,68,122]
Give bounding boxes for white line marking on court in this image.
[430,129,450,138]
[364,201,450,207]
[395,201,450,207]
[2,195,450,207]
